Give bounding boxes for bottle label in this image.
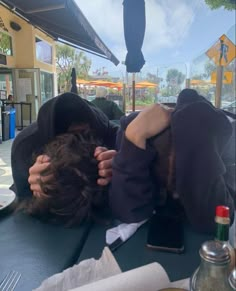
[215,216,230,225]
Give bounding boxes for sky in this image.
[75,0,235,78]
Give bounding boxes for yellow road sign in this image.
[211,71,233,84]
[206,34,236,67]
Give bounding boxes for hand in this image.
[126,104,173,149]
[94,146,117,186]
[28,155,51,198]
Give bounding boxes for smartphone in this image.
[146,211,184,254]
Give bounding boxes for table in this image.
[78,222,212,282]
[0,211,212,290]
[0,212,91,291]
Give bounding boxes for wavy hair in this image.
[23,132,109,226]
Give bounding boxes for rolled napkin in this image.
[106,220,147,248]
[69,262,171,291]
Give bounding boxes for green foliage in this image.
[56,43,91,92]
[191,74,204,80]
[204,61,217,78]
[205,0,236,10]
[166,69,185,95]
[166,69,185,85]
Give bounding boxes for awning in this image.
[1,0,119,65]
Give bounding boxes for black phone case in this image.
[146,212,185,254]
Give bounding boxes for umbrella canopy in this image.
[71,68,78,94]
[123,0,146,73]
[136,81,157,88]
[1,0,119,65]
[88,80,116,87]
[77,79,91,85]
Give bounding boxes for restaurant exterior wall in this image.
[0,5,56,71]
[0,4,57,125]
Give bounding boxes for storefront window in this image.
[0,31,13,56]
[0,71,13,98]
[40,71,53,103]
[35,37,52,64]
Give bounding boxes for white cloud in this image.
[143,0,198,55]
[75,0,202,70]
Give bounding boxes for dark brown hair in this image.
[22,132,109,226]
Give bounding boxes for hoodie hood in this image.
[37,92,115,146]
[173,89,232,153]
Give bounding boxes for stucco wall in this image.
[0,4,56,73]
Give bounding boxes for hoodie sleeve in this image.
[172,102,235,233]
[11,123,39,198]
[109,115,157,222]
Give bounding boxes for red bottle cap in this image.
[216,205,230,218]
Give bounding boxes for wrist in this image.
[125,125,146,149]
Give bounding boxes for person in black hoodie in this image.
[110,89,235,233]
[11,92,118,203]
[11,90,235,233]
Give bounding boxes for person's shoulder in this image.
[12,123,38,153]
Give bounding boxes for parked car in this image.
[222,100,236,114]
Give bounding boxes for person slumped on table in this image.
[110,89,235,233]
[11,92,118,224]
[11,89,235,233]
[20,131,112,225]
[91,86,125,120]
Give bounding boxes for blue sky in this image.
[75,0,235,78]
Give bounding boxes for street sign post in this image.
[206,34,236,108]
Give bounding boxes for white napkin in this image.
[106,220,147,245]
[34,247,121,291]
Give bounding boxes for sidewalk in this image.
[0,139,14,189]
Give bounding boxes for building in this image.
[0,0,119,127]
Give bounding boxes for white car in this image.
[222,101,236,114]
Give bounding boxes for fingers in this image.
[97,176,112,186]
[98,159,113,171]
[94,146,108,158]
[28,155,51,198]
[98,168,112,179]
[29,155,51,176]
[96,150,117,162]
[94,147,117,186]
[36,155,50,163]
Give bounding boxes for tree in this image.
[204,61,217,78]
[166,69,185,95]
[205,0,236,11]
[146,72,159,83]
[56,44,91,92]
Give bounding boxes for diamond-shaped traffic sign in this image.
[211,71,233,84]
[206,34,236,67]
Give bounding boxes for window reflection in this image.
[0,31,13,56]
[35,37,52,64]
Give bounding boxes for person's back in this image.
[92,87,124,120]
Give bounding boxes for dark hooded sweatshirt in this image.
[11,93,119,198]
[110,89,235,233]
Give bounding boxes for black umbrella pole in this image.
[132,73,135,112]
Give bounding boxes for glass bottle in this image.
[215,205,235,272]
[190,240,233,291]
